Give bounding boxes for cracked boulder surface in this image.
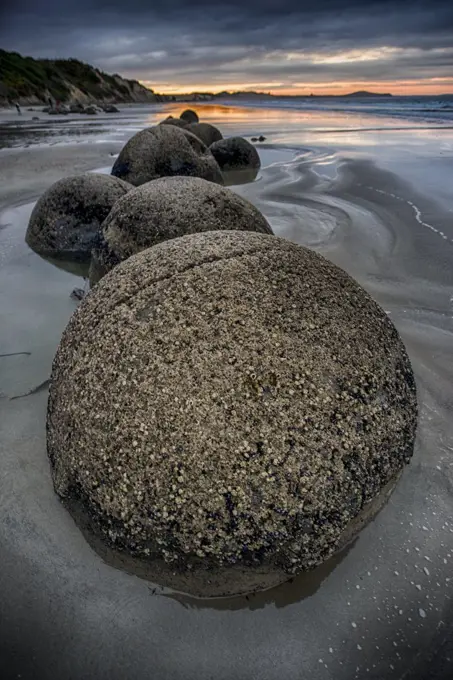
[47,230,417,597]
[25,174,133,262]
[90,176,273,285]
[111,124,223,187]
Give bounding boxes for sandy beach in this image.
[1,102,453,679]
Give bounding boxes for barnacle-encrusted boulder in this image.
[111,125,223,187]
[48,231,417,597]
[90,176,273,283]
[26,174,132,261]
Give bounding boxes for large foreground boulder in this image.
[180,109,199,124]
[48,231,417,597]
[90,176,273,283]
[111,125,223,187]
[26,174,132,262]
[210,136,261,185]
[184,122,223,146]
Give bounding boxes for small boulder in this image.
[258,135,266,142]
[180,109,199,124]
[69,103,85,113]
[111,124,223,187]
[90,176,273,283]
[251,137,258,142]
[103,104,119,113]
[158,116,188,129]
[32,116,39,121]
[210,137,261,185]
[70,288,85,301]
[184,122,223,147]
[26,174,132,262]
[48,230,417,597]
[84,106,97,115]
[49,105,69,115]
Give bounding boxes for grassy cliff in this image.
[0,50,159,105]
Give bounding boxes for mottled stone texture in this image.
[90,176,273,284]
[48,231,417,595]
[26,174,132,261]
[111,125,223,187]
[184,122,223,147]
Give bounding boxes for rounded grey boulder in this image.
[180,109,199,124]
[184,122,223,147]
[111,125,223,187]
[210,136,261,185]
[26,174,132,262]
[158,116,188,129]
[90,176,273,284]
[48,230,417,597]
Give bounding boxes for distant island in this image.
[344,90,392,97]
[0,49,393,107]
[216,90,392,99]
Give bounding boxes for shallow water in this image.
[1,104,453,679]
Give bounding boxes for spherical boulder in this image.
[90,176,273,283]
[111,125,223,187]
[158,116,188,129]
[184,122,223,147]
[180,109,199,124]
[26,174,132,262]
[48,230,417,597]
[210,136,261,185]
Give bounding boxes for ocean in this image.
[217,94,453,125]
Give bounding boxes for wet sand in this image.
[1,103,453,679]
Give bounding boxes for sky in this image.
[1,1,453,95]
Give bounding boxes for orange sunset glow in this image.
[139,45,453,97]
[143,78,453,96]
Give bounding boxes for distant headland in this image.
[0,49,212,107]
[0,48,393,107]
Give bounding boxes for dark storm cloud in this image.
[1,1,453,90]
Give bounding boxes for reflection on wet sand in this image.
[38,253,91,278]
[167,541,356,612]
